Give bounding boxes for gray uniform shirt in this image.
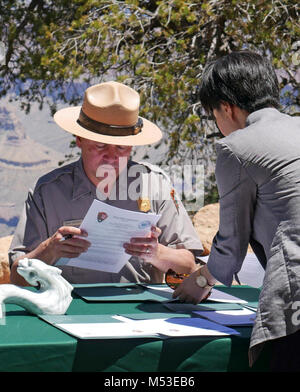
[9,158,203,284]
[206,108,300,364]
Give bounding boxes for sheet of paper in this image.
[192,308,256,326]
[122,317,240,337]
[140,285,174,293]
[56,199,160,273]
[113,313,190,321]
[208,288,248,304]
[54,316,239,339]
[56,321,159,339]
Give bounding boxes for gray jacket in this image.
[206,108,300,364]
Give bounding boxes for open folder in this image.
[73,283,250,305]
[39,313,240,339]
[73,283,174,302]
[192,308,256,326]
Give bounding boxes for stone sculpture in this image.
[0,258,73,318]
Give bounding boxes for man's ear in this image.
[231,105,249,129]
[221,102,247,127]
[75,136,82,149]
[220,101,234,120]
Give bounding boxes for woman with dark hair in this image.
[173,51,300,371]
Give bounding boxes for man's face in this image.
[76,137,132,185]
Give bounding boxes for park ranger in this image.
[9,81,204,285]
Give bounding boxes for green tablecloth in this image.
[0,285,270,372]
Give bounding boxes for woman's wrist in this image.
[197,264,217,286]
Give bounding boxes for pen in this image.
[59,234,73,242]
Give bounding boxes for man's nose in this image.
[102,145,119,159]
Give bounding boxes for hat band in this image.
[77,109,143,136]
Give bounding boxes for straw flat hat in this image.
[54,81,162,146]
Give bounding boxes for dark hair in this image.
[198,51,280,115]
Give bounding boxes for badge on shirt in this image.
[170,188,179,213]
[137,197,151,212]
[63,219,83,228]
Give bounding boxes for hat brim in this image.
[54,107,162,146]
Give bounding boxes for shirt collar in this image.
[72,158,96,201]
[72,158,137,201]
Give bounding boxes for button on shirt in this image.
[9,158,203,284]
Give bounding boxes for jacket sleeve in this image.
[207,142,257,286]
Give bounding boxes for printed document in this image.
[56,199,160,273]
[54,316,239,339]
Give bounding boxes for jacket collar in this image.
[246,108,281,127]
[72,158,96,201]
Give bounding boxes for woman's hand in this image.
[172,265,217,304]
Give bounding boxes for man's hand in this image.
[123,225,161,263]
[11,226,91,286]
[123,226,198,274]
[36,226,91,265]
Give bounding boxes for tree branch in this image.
[6,0,43,66]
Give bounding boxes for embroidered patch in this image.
[170,188,179,213]
[97,212,108,222]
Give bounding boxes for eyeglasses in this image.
[165,245,211,292]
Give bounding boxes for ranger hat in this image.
[54,81,162,146]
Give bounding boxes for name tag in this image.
[63,219,83,228]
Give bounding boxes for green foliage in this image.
[0,0,299,203]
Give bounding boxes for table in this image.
[0,284,270,372]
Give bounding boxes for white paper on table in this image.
[141,285,174,293]
[133,317,240,337]
[56,316,239,339]
[56,199,160,273]
[192,308,256,326]
[56,321,159,339]
[208,288,247,304]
